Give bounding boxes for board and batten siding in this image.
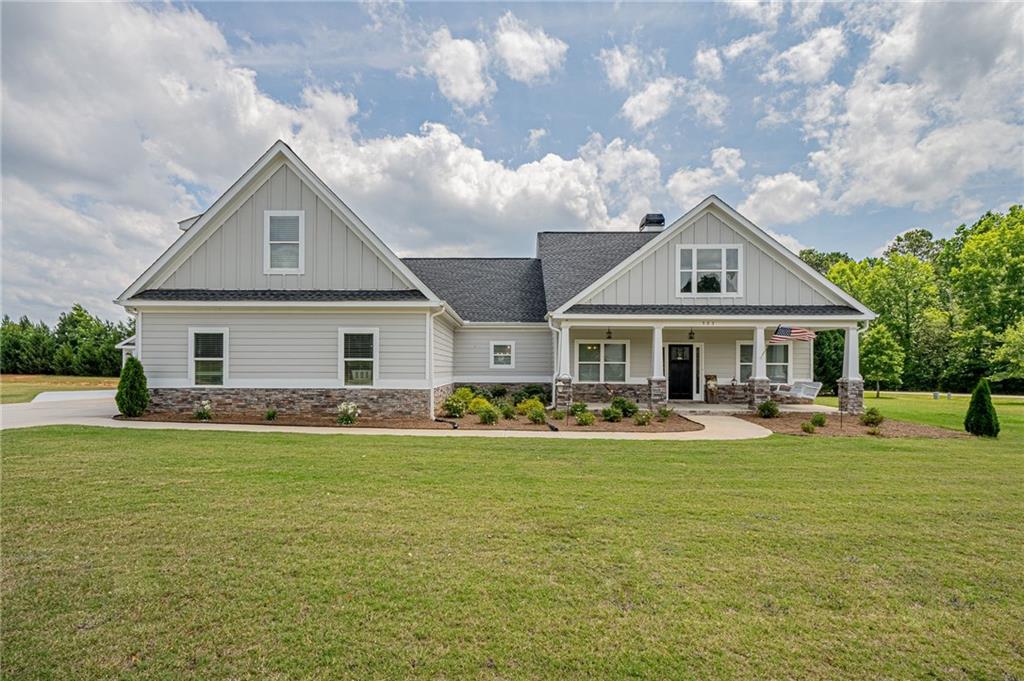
[141,311,426,386]
[433,317,456,386]
[158,164,412,291]
[581,207,841,307]
[453,327,553,382]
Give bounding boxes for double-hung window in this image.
[490,341,515,369]
[737,342,791,384]
[577,340,628,383]
[339,329,378,386]
[264,210,304,274]
[189,328,227,386]
[678,245,741,296]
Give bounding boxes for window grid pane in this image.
[344,360,374,385]
[344,333,374,359]
[269,243,300,269]
[604,363,626,382]
[579,344,601,362]
[739,364,752,382]
[739,344,753,363]
[696,271,721,293]
[680,270,692,294]
[268,215,301,242]
[726,248,739,270]
[194,333,223,358]
[579,363,601,382]
[696,248,721,269]
[604,343,626,363]
[766,345,789,363]
[194,359,223,385]
[767,363,788,383]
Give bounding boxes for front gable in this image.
[562,197,870,314]
[118,141,437,302]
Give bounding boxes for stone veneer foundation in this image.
[148,387,430,419]
[647,377,667,408]
[572,382,649,405]
[837,378,865,414]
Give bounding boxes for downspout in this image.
[547,316,560,409]
[427,305,447,418]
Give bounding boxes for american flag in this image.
[770,325,816,343]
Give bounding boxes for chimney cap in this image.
[639,213,665,231]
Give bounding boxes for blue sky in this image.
[2,1,1022,322]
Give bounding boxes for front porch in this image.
[553,321,865,413]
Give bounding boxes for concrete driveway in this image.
[1,392,772,441]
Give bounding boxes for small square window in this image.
[265,211,304,274]
[490,342,514,368]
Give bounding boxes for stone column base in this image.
[748,378,771,407]
[647,377,667,409]
[554,376,573,409]
[838,378,864,414]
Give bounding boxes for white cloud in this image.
[765,229,807,253]
[492,12,567,84]
[761,25,846,83]
[684,83,729,128]
[666,147,745,208]
[423,27,494,108]
[526,127,548,150]
[620,77,683,130]
[789,1,823,29]
[727,0,785,29]
[739,172,823,225]
[722,31,773,60]
[597,44,656,90]
[693,47,723,80]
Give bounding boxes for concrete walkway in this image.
[1,396,772,441]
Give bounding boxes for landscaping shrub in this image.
[336,402,360,426]
[634,410,653,426]
[478,404,500,424]
[575,411,595,426]
[488,386,508,399]
[467,396,492,415]
[602,406,623,422]
[516,397,545,415]
[756,400,780,418]
[443,395,466,418]
[860,407,884,427]
[810,412,827,428]
[264,408,278,421]
[964,377,1000,437]
[801,421,816,434]
[866,426,882,436]
[511,384,550,405]
[451,386,476,405]
[550,409,566,420]
[610,396,639,417]
[569,401,588,418]
[115,355,148,417]
[526,406,547,424]
[194,399,212,421]
[500,403,517,420]
[656,406,674,421]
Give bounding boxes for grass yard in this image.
[2,396,1022,678]
[0,374,118,404]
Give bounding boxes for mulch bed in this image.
[738,412,967,438]
[550,413,704,433]
[118,412,451,430]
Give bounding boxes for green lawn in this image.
[2,397,1022,678]
[0,374,118,404]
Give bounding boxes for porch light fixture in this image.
[605,328,613,339]
[688,328,695,340]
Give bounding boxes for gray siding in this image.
[158,163,413,291]
[582,206,842,307]
[453,327,553,381]
[141,310,426,386]
[433,316,455,385]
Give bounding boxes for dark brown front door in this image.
[668,344,693,399]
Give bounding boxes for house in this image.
[116,141,874,417]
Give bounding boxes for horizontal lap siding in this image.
[454,328,553,379]
[433,317,455,385]
[142,311,426,382]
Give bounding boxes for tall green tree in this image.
[949,206,1024,334]
[799,249,851,275]
[884,228,940,262]
[861,325,905,397]
[991,318,1024,382]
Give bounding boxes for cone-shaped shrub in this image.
[116,355,149,417]
[964,378,999,437]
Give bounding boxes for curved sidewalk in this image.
[1,396,772,441]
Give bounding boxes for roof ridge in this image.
[402,256,538,261]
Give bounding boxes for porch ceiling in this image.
[564,304,860,316]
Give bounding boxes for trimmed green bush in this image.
[500,403,517,420]
[602,406,623,422]
[443,395,466,418]
[860,407,884,427]
[569,401,589,418]
[656,406,674,421]
[550,409,566,420]
[451,386,475,405]
[634,410,653,426]
[115,355,148,417]
[810,412,827,428]
[265,408,278,421]
[575,411,595,426]
[478,404,500,425]
[964,378,1000,437]
[756,400,780,418]
[467,396,492,415]
[515,397,545,415]
[801,421,816,434]
[610,396,639,417]
[526,406,547,424]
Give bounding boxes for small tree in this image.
[115,355,149,417]
[964,378,999,437]
[861,325,905,397]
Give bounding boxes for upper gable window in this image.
[264,210,304,274]
[677,245,741,297]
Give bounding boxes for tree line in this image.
[1,304,133,377]
[803,205,1024,395]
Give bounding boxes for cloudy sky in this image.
[2,1,1022,323]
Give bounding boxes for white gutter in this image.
[547,317,560,408]
[427,305,448,418]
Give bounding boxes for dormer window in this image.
[677,245,741,297]
[264,210,304,274]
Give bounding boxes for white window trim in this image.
[188,327,229,387]
[575,339,631,384]
[735,340,792,385]
[489,340,516,369]
[264,210,305,275]
[338,327,380,388]
[676,244,743,298]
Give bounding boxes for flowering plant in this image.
[194,399,212,421]
[336,402,361,425]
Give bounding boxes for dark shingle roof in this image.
[535,231,658,311]
[403,258,548,322]
[131,289,427,302]
[565,304,861,316]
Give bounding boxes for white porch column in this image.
[752,325,768,380]
[651,325,665,379]
[842,325,861,380]
[558,322,572,378]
